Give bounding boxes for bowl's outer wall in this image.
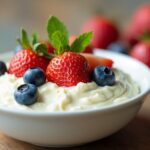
[0,99,142,146]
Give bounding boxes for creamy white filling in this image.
[0,69,140,112]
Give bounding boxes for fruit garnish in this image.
[9,29,54,77]
[92,66,115,86]
[0,61,7,76]
[81,53,113,72]
[47,16,93,55]
[23,67,46,87]
[130,41,150,67]
[9,49,49,77]
[14,84,38,105]
[46,52,90,87]
[45,16,93,86]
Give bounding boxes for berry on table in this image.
[130,41,150,67]
[14,84,38,105]
[0,61,7,76]
[23,67,46,87]
[92,66,115,86]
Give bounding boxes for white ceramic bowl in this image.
[0,50,149,147]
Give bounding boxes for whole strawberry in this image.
[81,16,119,49]
[130,41,150,67]
[46,16,93,87]
[9,29,53,77]
[46,52,90,87]
[9,49,49,77]
[124,5,150,46]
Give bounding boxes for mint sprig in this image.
[47,16,69,53]
[51,31,70,54]
[47,16,93,54]
[70,32,93,52]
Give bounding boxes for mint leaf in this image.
[21,29,32,49]
[47,16,69,52]
[33,43,54,59]
[70,32,93,52]
[51,31,70,55]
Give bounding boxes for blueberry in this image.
[107,42,128,54]
[15,45,22,54]
[23,67,46,87]
[0,61,7,76]
[92,66,115,86]
[14,84,38,105]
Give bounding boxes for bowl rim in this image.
[0,50,149,117]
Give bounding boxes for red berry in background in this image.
[69,35,93,53]
[46,52,90,87]
[81,16,119,49]
[9,50,49,77]
[130,42,150,67]
[124,4,150,46]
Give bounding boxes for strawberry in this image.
[81,53,113,72]
[130,41,150,67]
[46,52,90,87]
[124,5,150,46]
[9,29,52,77]
[9,49,49,77]
[69,35,93,53]
[81,16,119,49]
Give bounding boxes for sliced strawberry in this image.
[81,53,114,72]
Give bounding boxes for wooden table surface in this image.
[0,95,150,150]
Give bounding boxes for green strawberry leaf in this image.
[33,43,55,59]
[47,16,69,54]
[140,31,150,42]
[21,29,32,49]
[17,28,32,49]
[31,32,39,45]
[51,31,70,55]
[70,32,93,52]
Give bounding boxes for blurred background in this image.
[0,0,150,52]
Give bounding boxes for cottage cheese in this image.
[0,69,140,112]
